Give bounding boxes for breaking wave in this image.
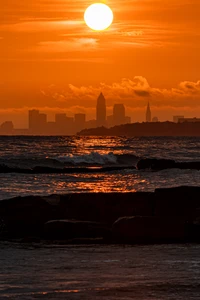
[56,152,139,166]
[0,152,139,172]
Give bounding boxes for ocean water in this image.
[0,136,200,299]
[0,243,200,299]
[0,136,199,200]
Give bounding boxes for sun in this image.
[84,3,113,31]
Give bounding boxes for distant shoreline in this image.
[0,121,200,136]
[79,121,200,136]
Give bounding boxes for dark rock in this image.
[175,162,200,170]
[137,159,200,171]
[112,216,186,243]
[20,236,41,243]
[137,158,176,170]
[0,195,61,237]
[153,186,200,220]
[0,164,11,173]
[44,220,110,240]
[58,192,153,225]
[1,187,200,242]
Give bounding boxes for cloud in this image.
[1,20,84,32]
[179,80,200,94]
[43,77,200,110]
[134,90,150,97]
[36,38,98,52]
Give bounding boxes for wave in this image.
[57,152,118,165]
[0,154,199,174]
[0,152,139,170]
[56,152,139,166]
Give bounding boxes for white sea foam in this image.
[57,152,118,165]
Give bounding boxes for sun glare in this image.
[84,3,113,31]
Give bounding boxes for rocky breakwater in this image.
[137,158,200,171]
[0,186,200,244]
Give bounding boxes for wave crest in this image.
[57,152,118,166]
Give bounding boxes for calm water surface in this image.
[0,243,200,299]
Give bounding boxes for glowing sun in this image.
[84,3,113,31]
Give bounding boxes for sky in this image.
[1,0,200,128]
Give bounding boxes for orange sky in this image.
[1,0,200,128]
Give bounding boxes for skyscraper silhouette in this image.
[146,102,151,122]
[96,92,106,127]
[113,104,125,126]
[28,110,47,134]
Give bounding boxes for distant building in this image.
[28,110,47,134]
[113,104,126,126]
[55,113,68,124]
[146,102,151,122]
[173,116,184,123]
[152,117,159,122]
[125,116,131,124]
[107,106,131,128]
[86,119,96,129]
[29,109,39,132]
[96,92,106,127]
[74,113,86,132]
[178,117,200,123]
[55,114,75,135]
[0,121,14,134]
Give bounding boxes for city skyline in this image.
[1,1,200,127]
[0,93,132,134]
[1,93,199,135]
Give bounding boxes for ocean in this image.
[0,136,200,299]
[0,136,199,200]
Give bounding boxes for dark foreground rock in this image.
[137,158,200,170]
[0,186,200,243]
[0,165,136,174]
[44,220,110,240]
[153,186,200,219]
[112,216,187,243]
[137,159,176,170]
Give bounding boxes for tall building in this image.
[96,92,106,127]
[113,104,126,126]
[146,102,151,122]
[28,110,47,134]
[29,110,39,132]
[55,113,75,135]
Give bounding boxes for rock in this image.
[137,158,176,170]
[1,188,199,242]
[112,216,186,243]
[0,193,153,239]
[153,186,200,220]
[0,196,59,237]
[175,162,200,170]
[59,192,153,224]
[137,159,200,171]
[44,220,110,240]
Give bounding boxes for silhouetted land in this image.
[79,121,200,136]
